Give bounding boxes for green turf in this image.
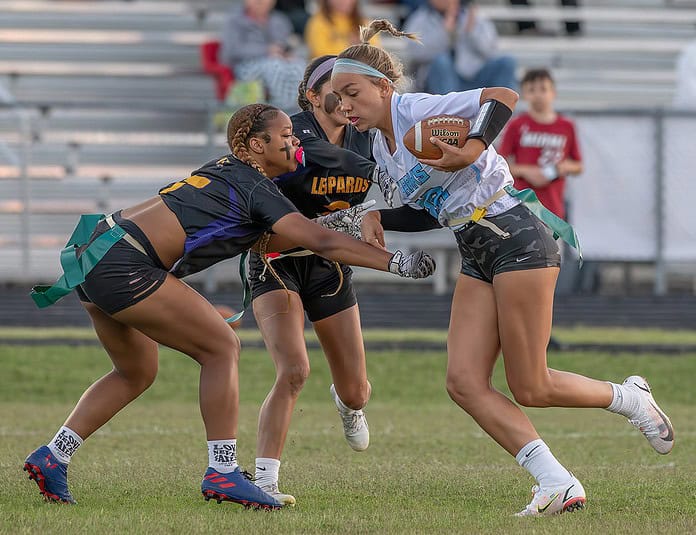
[1,341,694,534]
[3,325,696,345]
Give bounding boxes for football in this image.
[403,115,470,159]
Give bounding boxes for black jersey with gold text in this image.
[274,111,375,218]
[159,155,297,278]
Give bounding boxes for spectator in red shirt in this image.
[499,68,582,220]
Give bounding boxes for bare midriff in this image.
[120,197,186,269]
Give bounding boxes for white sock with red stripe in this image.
[207,439,238,473]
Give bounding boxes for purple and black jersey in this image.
[159,155,297,278]
[274,111,375,218]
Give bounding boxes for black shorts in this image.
[454,203,561,283]
[75,211,168,315]
[248,252,357,322]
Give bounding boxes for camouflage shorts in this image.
[454,204,560,283]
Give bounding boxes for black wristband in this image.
[466,99,513,148]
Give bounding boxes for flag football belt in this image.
[30,213,251,324]
[258,248,314,281]
[447,185,582,263]
[260,248,343,298]
[30,213,144,308]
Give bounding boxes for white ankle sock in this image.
[516,439,573,489]
[207,439,237,473]
[47,426,83,464]
[255,457,280,489]
[606,382,642,418]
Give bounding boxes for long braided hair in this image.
[227,103,293,314]
[226,103,279,177]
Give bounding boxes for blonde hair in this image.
[337,19,419,87]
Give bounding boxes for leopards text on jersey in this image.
[274,110,374,218]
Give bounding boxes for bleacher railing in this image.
[2,101,696,295]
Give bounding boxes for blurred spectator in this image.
[276,0,310,36]
[498,68,582,221]
[304,0,379,59]
[674,40,696,109]
[509,0,582,36]
[221,0,305,112]
[404,0,517,93]
[397,0,429,20]
[0,81,19,168]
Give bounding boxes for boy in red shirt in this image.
[499,68,582,220]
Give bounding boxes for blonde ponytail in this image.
[338,19,418,87]
[359,19,419,44]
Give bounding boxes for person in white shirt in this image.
[331,19,675,517]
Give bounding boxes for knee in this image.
[116,360,158,395]
[445,374,484,410]
[195,329,241,367]
[509,380,553,408]
[276,361,311,397]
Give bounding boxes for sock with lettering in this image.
[516,439,573,489]
[47,426,83,464]
[207,439,237,473]
[255,457,280,489]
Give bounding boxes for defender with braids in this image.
[332,20,675,516]
[23,104,436,509]
[248,56,431,505]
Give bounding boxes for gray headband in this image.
[307,57,337,91]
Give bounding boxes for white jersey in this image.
[372,91,519,229]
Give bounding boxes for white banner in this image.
[663,117,696,261]
[568,116,657,261]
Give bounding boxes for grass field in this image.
[1,328,695,534]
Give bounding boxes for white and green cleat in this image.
[515,476,586,517]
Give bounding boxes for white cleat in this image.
[330,384,369,451]
[259,482,296,507]
[623,375,675,454]
[515,476,586,517]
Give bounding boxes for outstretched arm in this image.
[268,213,435,278]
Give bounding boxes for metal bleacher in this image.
[0,1,228,282]
[0,0,694,292]
[479,0,696,109]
